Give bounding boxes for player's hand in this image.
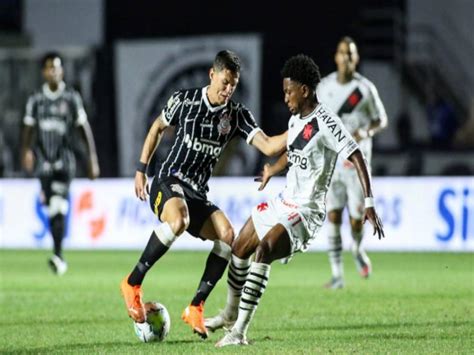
[135,171,149,201]
[21,149,35,174]
[254,163,273,191]
[88,159,100,180]
[363,207,385,240]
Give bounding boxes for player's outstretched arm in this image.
[135,114,168,201]
[250,131,288,157]
[78,120,100,180]
[348,149,385,239]
[254,153,288,191]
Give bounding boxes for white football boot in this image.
[215,328,248,348]
[205,310,236,332]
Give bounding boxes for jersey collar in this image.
[42,81,66,100]
[299,104,320,120]
[202,86,227,112]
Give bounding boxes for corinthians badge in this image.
[217,113,231,135]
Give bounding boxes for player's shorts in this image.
[251,196,320,256]
[39,171,71,205]
[149,176,219,238]
[326,168,364,219]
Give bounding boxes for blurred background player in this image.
[120,50,286,339]
[317,37,387,289]
[211,54,385,347]
[20,51,100,275]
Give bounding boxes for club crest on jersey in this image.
[302,123,314,141]
[59,101,69,115]
[218,113,231,135]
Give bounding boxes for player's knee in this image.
[168,215,189,236]
[350,218,363,232]
[328,210,343,224]
[218,226,234,246]
[255,241,272,264]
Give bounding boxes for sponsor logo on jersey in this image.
[183,98,201,106]
[39,117,67,134]
[288,149,308,170]
[184,134,222,157]
[316,106,347,143]
[165,95,182,121]
[218,113,232,135]
[170,184,185,196]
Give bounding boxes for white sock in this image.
[233,262,271,336]
[327,222,343,279]
[224,255,251,319]
[351,228,370,269]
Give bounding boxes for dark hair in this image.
[213,50,241,73]
[339,36,357,48]
[281,54,321,90]
[41,51,62,68]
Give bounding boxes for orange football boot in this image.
[120,275,146,323]
[181,301,209,339]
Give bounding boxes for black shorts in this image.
[149,176,219,238]
[39,171,71,205]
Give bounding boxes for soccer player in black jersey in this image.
[20,52,100,275]
[120,50,287,339]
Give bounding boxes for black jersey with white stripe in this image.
[23,82,88,177]
[156,87,261,194]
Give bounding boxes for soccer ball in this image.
[133,302,171,342]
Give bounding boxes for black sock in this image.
[50,214,65,259]
[128,231,169,286]
[191,252,229,306]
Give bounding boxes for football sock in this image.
[328,222,343,279]
[351,228,369,269]
[191,240,231,306]
[50,214,65,259]
[233,262,270,336]
[224,255,251,318]
[128,222,176,286]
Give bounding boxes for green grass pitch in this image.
[0,250,472,354]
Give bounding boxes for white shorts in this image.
[326,168,364,219]
[251,196,319,256]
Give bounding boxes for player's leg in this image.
[347,179,371,278]
[216,224,291,347]
[121,178,188,323]
[205,217,260,332]
[181,209,233,338]
[325,178,346,289]
[41,175,70,276]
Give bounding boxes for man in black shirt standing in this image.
[120,50,287,339]
[20,52,100,275]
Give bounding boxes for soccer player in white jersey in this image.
[317,37,387,289]
[209,54,384,347]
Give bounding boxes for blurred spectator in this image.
[454,96,474,148]
[426,90,459,149]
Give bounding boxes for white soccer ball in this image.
[133,302,171,342]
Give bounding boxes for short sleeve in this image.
[161,91,184,126]
[72,91,88,126]
[320,111,359,159]
[366,82,387,122]
[23,95,37,126]
[235,106,262,144]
